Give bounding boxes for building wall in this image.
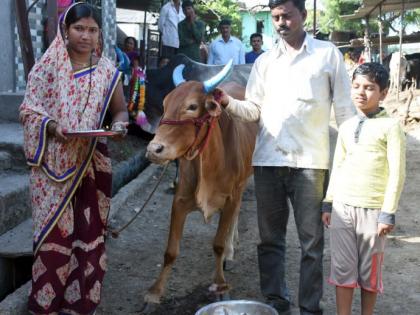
[0,0,16,92]
[101,0,117,60]
[14,0,45,91]
[241,11,276,51]
[11,0,117,91]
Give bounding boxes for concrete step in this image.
[0,219,32,300]
[0,151,12,170]
[0,218,32,259]
[0,172,30,236]
[0,92,24,123]
[0,280,30,315]
[0,122,26,170]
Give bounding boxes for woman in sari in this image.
[19,3,128,314]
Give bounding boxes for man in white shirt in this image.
[214,0,356,314]
[207,19,245,65]
[158,0,185,59]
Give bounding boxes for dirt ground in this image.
[97,102,420,315]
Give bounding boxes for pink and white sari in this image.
[20,16,121,315]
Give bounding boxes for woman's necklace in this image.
[71,58,90,67]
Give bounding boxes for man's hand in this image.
[322,212,331,228]
[212,88,229,108]
[378,223,394,237]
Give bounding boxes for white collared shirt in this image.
[207,36,245,65]
[226,34,356,169]
[158,1,185,48]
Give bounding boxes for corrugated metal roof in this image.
[116,0,163,13]
[341,0,420,20]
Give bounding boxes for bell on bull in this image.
[172,59,234,93]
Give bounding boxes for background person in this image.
[207,19,245,65]
[158,0,185,59]
[19,3,128,314]
[177,0,205,62]
[245,33,265,64]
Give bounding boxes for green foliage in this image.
[314,0,368,35]
[195,0,242,41]
[315,0,420,36]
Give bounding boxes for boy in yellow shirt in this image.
[322,62,406,315]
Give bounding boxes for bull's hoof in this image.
[144,291,161,304]
[215,291,231,302]
[139,302,158,314]
[223,259,235,271]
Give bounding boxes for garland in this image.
[127,67,146,116]
[127,67,151,131]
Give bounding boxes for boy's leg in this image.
[254,166,291,311]
[290,168,327,314]
[355,208,385,312]
[336,287,354,315]
[361,289,377,315]
[329,202,359,315]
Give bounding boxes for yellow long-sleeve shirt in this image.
[325,110,406,224]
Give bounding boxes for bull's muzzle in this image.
[146,142,166,164]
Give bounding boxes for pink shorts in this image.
[328,201,386,293]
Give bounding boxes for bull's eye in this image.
[187,104,198,111]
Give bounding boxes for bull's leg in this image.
[144,196,195,304]
[223,208,239,271]
[211,193,242,294]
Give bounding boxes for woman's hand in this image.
[47,121,69,143]
[111,121,129,140]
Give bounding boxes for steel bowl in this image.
[195,300,279,315]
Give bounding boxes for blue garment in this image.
[207,36,245,65]
[245,50,264,64]
[114,46,131,76]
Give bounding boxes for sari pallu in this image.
[19,19,121,315]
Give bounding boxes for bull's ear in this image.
[205,93,222,117]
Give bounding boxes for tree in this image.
[195,0,242,41]
[314,0,420,37]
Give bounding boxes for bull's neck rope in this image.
[159,112,218,158]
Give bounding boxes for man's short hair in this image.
[182,0,194,9]
[250,33,263,41]
[268,0,306,12]
[352,62,389,91]
[219,19,231,27]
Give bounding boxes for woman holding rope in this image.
[19,2,128,314]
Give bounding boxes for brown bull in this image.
[144,63,258,305]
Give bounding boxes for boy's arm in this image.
[379,122,406,225]
[322,128,347,212]
[330,46,356,126]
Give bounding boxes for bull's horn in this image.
[172,64,186,87]
[203,59,233,94]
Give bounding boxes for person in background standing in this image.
[245,33,265,64]
[178,0,206,62]
[207,19,245,65]
[158,0,185,59]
